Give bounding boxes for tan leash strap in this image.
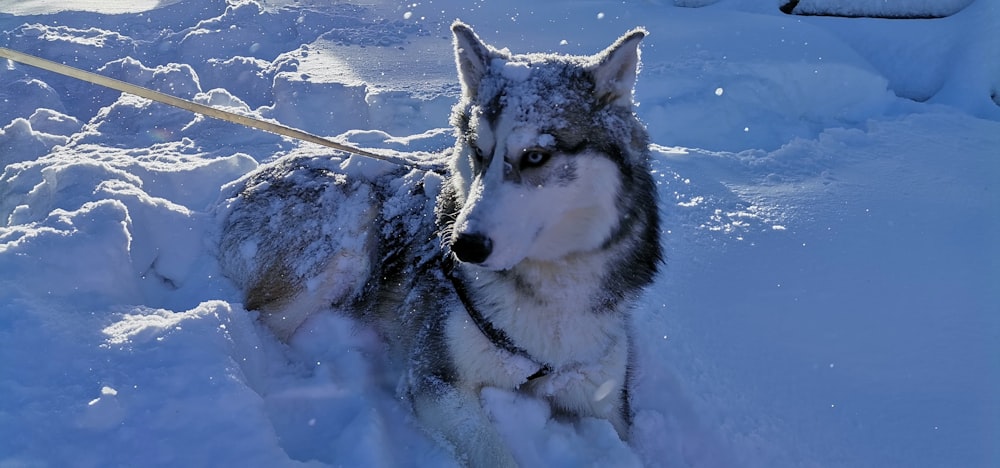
[0,46,410,166]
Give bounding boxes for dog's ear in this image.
[590,28,647,109]
[452,21,494,99]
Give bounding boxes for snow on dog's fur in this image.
[218,21,660,466]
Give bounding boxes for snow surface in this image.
[1,0,998,467]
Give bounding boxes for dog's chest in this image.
[503,259,625,360]
[502,287,624,367]
[446,260,629,389]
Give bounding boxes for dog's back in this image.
[218,155,444,340]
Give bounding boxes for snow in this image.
[0,0,185,15]
[1,0,998,467]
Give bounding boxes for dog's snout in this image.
[452,232,493,264]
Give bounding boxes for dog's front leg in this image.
[410,384,517,467]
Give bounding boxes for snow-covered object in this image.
[782,0,975,18]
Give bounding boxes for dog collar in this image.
[442,256,552,382]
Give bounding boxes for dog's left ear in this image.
[452,21,496,99]
[590,28,647,109]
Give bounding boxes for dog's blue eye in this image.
[521,150,550,169]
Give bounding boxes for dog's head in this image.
[443,22,651,271]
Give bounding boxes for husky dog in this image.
[218,21,660,466]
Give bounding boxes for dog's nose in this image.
[451,232,493,264]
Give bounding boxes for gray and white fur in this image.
[218,21,661,466]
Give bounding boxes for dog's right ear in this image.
[452,21,493,99]
[590,28,647,110]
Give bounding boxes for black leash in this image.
[442,256,552,382]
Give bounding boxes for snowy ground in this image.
[1,0,997,467]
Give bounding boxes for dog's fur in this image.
[218,22,660,466]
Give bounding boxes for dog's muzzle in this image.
[451,232,493,264]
